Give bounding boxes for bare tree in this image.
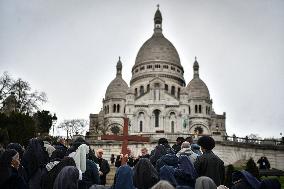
[90,117,111,135]
[58,119,88,139]
[0,72,47,114]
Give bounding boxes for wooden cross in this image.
[101,117,149,164]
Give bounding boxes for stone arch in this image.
[107,122,123,135]
[189,123,210,135]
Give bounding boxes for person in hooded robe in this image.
[194,136,225,186]
[195,176,217,189]
[159,165,178,187]
[53,166,80,189]
[133,158,159,189]
[22,138,49,189]
[112,164,135,189]
[0,149,28,189]
[67,139,100,189]
[42,156,76,189]
[6,143,27,180]
[231,170,260,189]
[150,138,174,167]
[156,153,179,173]
[175,155,197,188]
[151,180,175,189]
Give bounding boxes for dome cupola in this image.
[187,57,210,99]
[105,57,129,100]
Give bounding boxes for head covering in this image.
[42,157,76,189]
[181,142,191,149]
[197,136,215,150]
[51,149,66,161]
[195,176,217,189]
[22,138,49,178]
[158,138,168,145]
[133,158,159,189]
[6,143,24,160]
[150,145,167,166]
[53,166,79,189]
[151,180,175,189]
[68,143,89,173]
[0,149,18,185]
[113,165,135,189]
[191,144,202,156]
[159,166,178,187]
[232,170,260,189]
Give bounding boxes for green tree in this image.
[0,112,36,146]
[33,110,57,134]
[110,125,120,135]
[224,164,235,188]
[245,158,260,179]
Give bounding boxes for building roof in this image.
[105,58,128,100]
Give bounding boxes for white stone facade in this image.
[88,8,226,138]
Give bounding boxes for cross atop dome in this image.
[116,56,122,76]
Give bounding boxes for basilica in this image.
[88,7,226,138]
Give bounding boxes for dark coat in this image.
[133,158,159,189]
[231,170,260,189]
[175,155,197,188]
[53,166,79,189]
[42,157,76,189]
[22,138,49,189]
[159,165,178,187]
[194,150,225,186]
[53,143,68,156]
[150,144,174,166]
[0,167,28,189]
[156,154,179,172]
[78,159,101,189]
[98,158,110,185]
[112,165,135,189]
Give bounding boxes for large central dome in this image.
[130,7,185,86]
[134,32,181,66]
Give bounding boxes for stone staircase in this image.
[106,164,116,186]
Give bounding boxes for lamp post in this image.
[52,113,57,136]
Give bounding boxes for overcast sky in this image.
[1,0,284,138]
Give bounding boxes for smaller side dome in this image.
[187,78,210,99]
[186,58,210,99]
[105,57,129,100]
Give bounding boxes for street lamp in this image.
[52,113,57,136]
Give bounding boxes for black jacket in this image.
[194,150,225,186]
[94,157,110,185]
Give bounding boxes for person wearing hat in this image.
[194,136,225,186]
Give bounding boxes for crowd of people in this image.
[0,135,281,189]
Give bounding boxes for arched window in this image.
[171,121,175,133]
[113,104,116,113]
[165,84,168,91]
[107,105,109,114]
[153,109,160,128]
[189,106,191,114]
[195,105,198,113]
[177,88,180,98]
[147,84,150,92]
[140,121,143,132]
[135,88,138,97]
[117,104,120,113]
[208,107,210,114]
[140,86,144,95]
[171,86,175,96]
[199,105,202,113]
[124,107,125,113]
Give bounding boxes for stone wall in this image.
[89,140,284,170]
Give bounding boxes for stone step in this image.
[106,164,116,186]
